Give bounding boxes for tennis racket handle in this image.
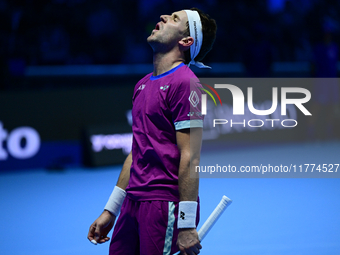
[198,195,232,241]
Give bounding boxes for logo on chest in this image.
[138,84,146,91]
[160,85,170,91]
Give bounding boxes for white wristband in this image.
[177,201,198,229]
[104,186,126,216]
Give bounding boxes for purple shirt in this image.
[126,63,203,202]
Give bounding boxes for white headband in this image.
[184,10,211,69]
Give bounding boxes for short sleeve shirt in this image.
[126,63,203,201]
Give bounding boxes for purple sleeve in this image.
[168,78,204,130]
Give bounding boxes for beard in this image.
[147,30,179,54]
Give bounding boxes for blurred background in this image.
[0,0,340,254]
[1,0,339,71]
[1,0,339,170]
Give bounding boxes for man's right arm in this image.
[87,151,132,244]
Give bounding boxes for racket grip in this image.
[198,195,232,241]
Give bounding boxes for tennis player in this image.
[88,7,216,255]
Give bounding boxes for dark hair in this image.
[183,7,217,64]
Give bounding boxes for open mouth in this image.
[155,23,160,30]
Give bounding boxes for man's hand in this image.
[177,228,202,255]
[88,210,116,244]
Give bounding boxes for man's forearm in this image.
[116,151,132,190]
[178,153,199,201]
[103,152,131,216]
[176,128,202,202]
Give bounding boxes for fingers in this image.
[179,242,202,255]
[94,224,111,243]
[177,229,202,255]
[87,223,96,242]
[94,225,101,242]
[97,236,110,244]
[191,244,200,254]
[88,223,111,245]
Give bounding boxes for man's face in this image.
[147,10,189,51]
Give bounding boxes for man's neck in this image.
[152,51,184,76]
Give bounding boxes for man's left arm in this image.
[176,127,203,255]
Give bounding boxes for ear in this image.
[179,36,194,50]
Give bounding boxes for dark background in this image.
[1,0,339,170]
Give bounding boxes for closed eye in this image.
[172,13,180,22]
